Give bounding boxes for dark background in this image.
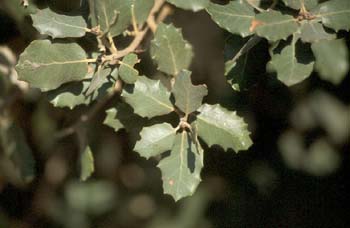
[0,0,349,227]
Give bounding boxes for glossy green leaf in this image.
[31,8,87,38]
[151,23,194,75]
[313,0,350,31]
[172,70,207,115]
[282,0,318,10]
[299,21,336,43]
[158,131,203,201]
[80,146,94,181]
[311,39,349,85]
[206,1,255,37]
[122,76,174,118]
[268,36,314,86]
[196,104,252,152]
[167,0,209,12]
[119,53,139,84]
[16,40,89,91]
[253,10,298,41]
[134,123,177,159]
[0,121,35,183]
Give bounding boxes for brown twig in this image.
[54,0,169,140]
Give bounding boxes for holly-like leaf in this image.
[16,40,89,91]
[299,21,336,43]
[167,0,209,12]
[282,0,318,10]
[122,76,174,118]
[206,1,255,37]
[172,70,207,115]
[158,131,203,201]
[311,39,349,85]
[0,121,35,183]
[119,53,139,84]
[134,123,177,159]
[313,0,350,31]
[80,146,94,181]
[268,35,314,86]
[252,10,298,41]
[31,8,87,38]
[151,23,194,75]
[196,104,252,152]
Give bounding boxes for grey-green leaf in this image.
[151,23,194,75]
[119,53,139,84]
[311,39,349,85]
[268,36,314,86]
[253,10,298,41]
[282,0,318,10]
[313,0,350,31]
[16,40,89,91]
[167,0,209,12]
[122,76,174,118]
[93,0,154,37]
[86,66,112,95]
[104,107,125,132]
[196,104,252,152]
[47,77,115,109]
[206,1,255,37]
[133,0,154,24]
[134,123,176,159]
[93,0,131,36]
[80,146,94,181]
[158,131,203,201]
[31,8,87,38]
[299,21,336,43]
[0,121,35,183]
[172,70,207,114]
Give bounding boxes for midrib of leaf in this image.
[102,4,110,27]
[144,91,174,112]
[165,36,178,75]
[50,17,87,30]
[119,61,138,73]
[25,59,93,67]
[261,18,296,27]
[288,36,297,82]
[208,8,254,19]
[198,115,237,135]
[176,132,185,197]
